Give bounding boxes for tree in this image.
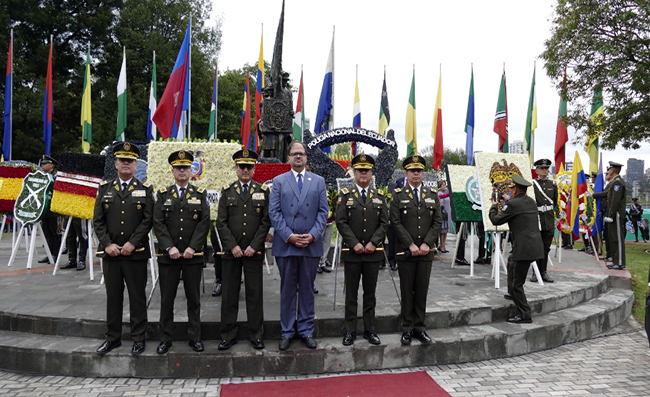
[542,0,650,150]
[418,145,467,171]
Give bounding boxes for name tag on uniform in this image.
[103,195,112,199]
[372,198,382,204]
[252,193,264,200]
[188,198,201,205]
[401,200,410,204]
[425,198,436,204]
[132,190,146,197]
[164,199,172,206]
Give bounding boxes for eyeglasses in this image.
[407,169,423,173]
[238,164,254,170]
[290,152,306,157]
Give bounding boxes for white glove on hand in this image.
[604,217,613,223]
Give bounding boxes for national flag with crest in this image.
[569,151,589,239]
[81,47,92,152]
[292,70,304,141]
[378,70,390,136]
[432,69,443,171]
[208,63,217,141]
[464,66,475,165]
[315,33,334,153]
[554,68,568,170]
[405,69,417,156]
[586,90,603,175]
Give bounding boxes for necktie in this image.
[122,182,128,192]
[414,188,419,204]
[180,187,186,202]
[297,174,303,193]
[361,189,367,204]
[242,183,249,198]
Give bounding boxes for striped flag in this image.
[554,69,568,170]
[254,30,264,151]
[116,47,126,141]
[3,30,12,161]
[378,69,390,136]
[292,70,304,141]
[523,65,537,165]
[146,52,157,141]
[208,63,217,141]
[592,153,604,236]
[240,70,251,149]
[315,31,334,154]
[405,68,417,156]
[464,66,475,165]
[351,68,361,156]
[432,69,443,171]
[494,70,508,153]
[42,38,53,156]
[81,46,92,152]
[586,90,603,175]
[569,151,588,239]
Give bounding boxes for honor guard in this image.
[531,159,558,283]
[216,149,271,350]
[93,142,154,355]
[489,174,544,323]
[335,154,388,346]
[390,155,442,345]
[153,150,210,354]
[595,162,626,270]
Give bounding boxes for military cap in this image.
[607,161,623,171]
[633,197,638,201]
[351,153,375,170]
[591,172,598,178]
[232,149,259,165]
[511,174,531,189]
[403,155,426,170]
[168,150,194,167]
[39,155,58,167]
[533,158,552,168]
[113,142,140,160]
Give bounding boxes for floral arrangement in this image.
[555,169,595,236]
[326,188,338,224]
[252,163,291,184]
[0,161,38,214]
[446,164,483,222]
[333,159,351,170]
[474,152,534,232]
[14,170,54,224]
[50,152,106,220]
[147,140,240,220]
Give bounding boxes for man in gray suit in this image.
[269,141,328,350]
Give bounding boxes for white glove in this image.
[604,217,613,223]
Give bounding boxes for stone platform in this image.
[0,233,633,377]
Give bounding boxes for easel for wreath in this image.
[52,217,98,281]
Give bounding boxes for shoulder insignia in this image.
[143,181,152,187]
[159,186,167,193]
[261,183,268,191]
[341,188,349,194]
[100,180,108,186]
[223,184,232,190]
[394,188,402,193]
[197,187,205,193]
[378,190,385,196]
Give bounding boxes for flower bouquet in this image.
[50,152,106,219]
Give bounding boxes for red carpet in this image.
[220,371,452,397]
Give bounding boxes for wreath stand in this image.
[53,218,97,281]
[490,230,544,289]
[451,222,478,278]
[7,221,53,269]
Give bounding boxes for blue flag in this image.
[315,34,334,154]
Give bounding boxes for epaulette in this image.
[223,184,231,190]
[100,180,108,186]
[143,181,152,187]
[159,186,167,193]
[261,183,268,191]
[197,187,205,193]
[378,190,385,196]
[341,188,349,194]
[394,188,402,193]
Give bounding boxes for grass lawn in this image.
[573,240,649,322]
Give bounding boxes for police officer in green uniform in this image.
[390,155,442,345]
[531,158,557,283]
[153,150,210,354]
[94,143,153,355]
[598,162,626,270]
[216,149,271,350]
[336,154,388,346]
[489,174,544,323]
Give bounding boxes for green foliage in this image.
[415,145,468,172]
[542,0,650,150]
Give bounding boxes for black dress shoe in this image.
[607,264,626,270]
[455,258,470,266]
[278,337,291,351]
[541,272,554,283]
[156,341,172,354]
[577,248,586,252]
[507,316,532,324]
[400,331,412,345]
[212,282,222,297]
[313,285,319,294]
[474,258,487,265]
[530,273,538,282]
[342,331,356,346]
[76,261,86,271]
[252,339,265,349]
[586,247,595,255]
[320,266,332,273]
[413,330,432,344]
[302,336,317,349]
[316,266,323,274]
[38,256,50,264]
[504,294,513,300]
[131,340,146,355]
[363,330,381,345]
[60,260,76,269]
[96,340,121,355]
[218,338,237,350]
[189,340,204,352]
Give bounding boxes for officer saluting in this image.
[531,158,557,283]
[390,155,442,345]
[94,143,153,355]
[153,150,210,354]
[336,154,388,346]
[216,149,271,350]
[489,174,544,323]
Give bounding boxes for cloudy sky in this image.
[209,0,649,176]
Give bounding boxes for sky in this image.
[209,0,650,177]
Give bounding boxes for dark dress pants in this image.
[41,217,60,258]
[220,257,264,341]
[67,218,88,262]
[103,258,148,341]
[158,262,202,341]
[508,258,532,320]
[397,259,432,332]
[344,260,380,333]
[537,229,554,273]
[276,256,318,338]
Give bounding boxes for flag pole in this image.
[187,16,192,140]
[331,26,335,130]
[300,63,303,141]
[215,60,218,139]
[8,28,13,160]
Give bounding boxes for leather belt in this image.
[537,205,553,212]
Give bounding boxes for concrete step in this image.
[0,287,632,378]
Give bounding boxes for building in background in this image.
[509,140,523,154]
[627,158,644,183]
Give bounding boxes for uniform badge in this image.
[123,142,131,151]
[614,185,620,192]
[256,208,261,213]
[193,214,198,220]
[104,204,109,209]
[404,210,408,214]
[132,190,146,197]
[252,193,264,200]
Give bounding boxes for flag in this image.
[464,66,475,165]
[523,65,537,165]
[208,63,217,141]
[378,69,390,136]
[432,70,443,171]
[146,52,157,141]
[315,33,334,153]
[569,151,588,239]
[42,39,53,156]
[554,68,568,170]
[494,70,508,153]
[351,70,361,156]
[592,152,604,236]
[153,19,191,140]
[3,31,12,161]
[240,70,251,149]
[405,69,417,156]
[253,30,264,151]
[81,47,92,152]
[292,70,305,141]
[116,47,126,141]
[586,90,603,175]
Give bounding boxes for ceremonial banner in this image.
[0,161,37,213]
